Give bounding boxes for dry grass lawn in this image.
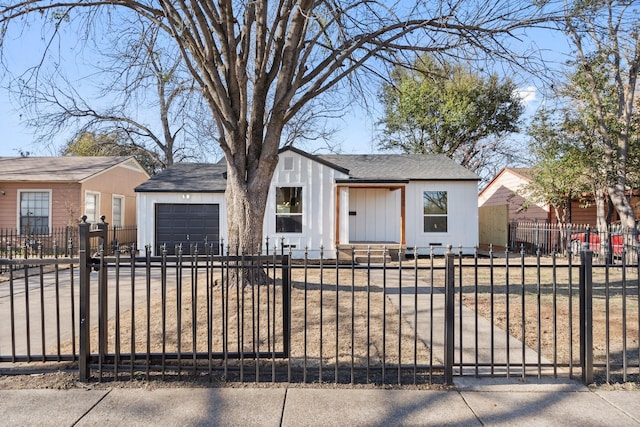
[454,256,639,382]
[57,254,639,384]
[62,265,432,383]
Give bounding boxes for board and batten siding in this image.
[136,192,227,255]
[264,150,348,258]
[405,180,479,255]
[347,187,401,243]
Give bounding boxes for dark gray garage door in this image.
[155,204,220,255]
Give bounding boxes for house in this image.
[478,168,550,222]
[135,147,480,258]
[0,156,150,236]
[478,167,605,225]
[477,167,625,251]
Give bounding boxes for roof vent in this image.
[283,156,294,171]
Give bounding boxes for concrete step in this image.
[337,244,404,264]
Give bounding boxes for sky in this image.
[0,17,567,159]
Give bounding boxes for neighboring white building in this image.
[136,147,480,258]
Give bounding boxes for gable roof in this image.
[135,162,227,193]
[504,167,532,180]
[280,146,479,181]
[317,153,480,181]
[478,167,532,198]
[136,147,480,192]
[0,156,146,182]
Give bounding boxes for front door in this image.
[348,188,401,242]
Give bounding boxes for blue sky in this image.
[0,21,568,158]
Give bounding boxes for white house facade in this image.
[136,147,480,258]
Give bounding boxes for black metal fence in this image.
[0,226,78,258]
[1,231,639,386]
[0,225,137,272]
[0,225,137,257]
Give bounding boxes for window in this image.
[112,195,124,227]
[275,187,302,233]
[85,192,100,223]
[19,191,51,235]
[283,156,294,171]
[423,191,448,233]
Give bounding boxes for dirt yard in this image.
[1,254,638,388]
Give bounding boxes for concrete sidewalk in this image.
[373,269,554,376]
[0,378,639,426]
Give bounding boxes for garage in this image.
[155,203,220,255]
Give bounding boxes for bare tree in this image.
[14,19,218,169]
[0,1,557,254]
[563,0,640,232]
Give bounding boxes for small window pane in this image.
[112,196,123,227]
[85,193,99,222]
[276,187,303,214]
[423,191,447,215]
[424,216,448,233]
[276,215,303,233]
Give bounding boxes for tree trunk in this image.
[223,149,279,286]
[594,187,609,261]
[608,181,637,263]
[608,183,635,230]
[225,174,270,256]
[552,205,567,254]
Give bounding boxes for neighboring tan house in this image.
[136,146,480,258]
[479,167,602,225]
[477,167,606,250]
[0,156,149,236]
[478,168,551,222]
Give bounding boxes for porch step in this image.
[337,244,404,264]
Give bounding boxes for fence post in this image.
[282,253,291,358]
[78,215,109,382]
[78,217,91,382]
[96,217,108,368]
[579,244,593,385]
[444,245,455,385]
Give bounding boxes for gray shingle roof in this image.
[0,156,140,182]
[135,163,227,193]
[315,153,480,181]
[135,149,479,193]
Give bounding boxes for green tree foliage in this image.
[523,107,607,254]
[377,55,525,179]
[61,131,159,175]
[524,60,640,256]
[524,109,594,224]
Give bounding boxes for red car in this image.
[570,223,639,256]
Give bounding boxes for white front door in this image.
[348,188,401,242]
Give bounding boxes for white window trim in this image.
[274,184,304,234]
[423,190,448,234]
[112,194,125,227]
[84,191,101,223]
[16,189,53,236]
